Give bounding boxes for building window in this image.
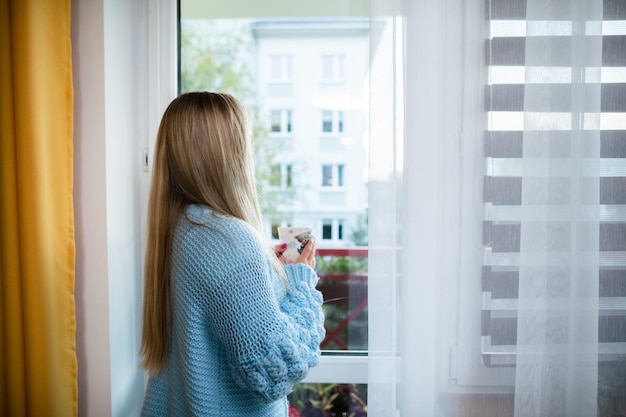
[321,110,344,134]
[321,164,345,187]
[270,163,293,188]
[270,109,292,134]
[322,220,332,240]
[321,219,346,241]
[269,165,281,186]
[269,55,292,82]
[336,164,344,186]
[285,165,293,187]
[321,54,345,81]
[271,223,280,240]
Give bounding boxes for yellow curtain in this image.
[0,0,77,416]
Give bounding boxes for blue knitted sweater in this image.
[141,205,325,417]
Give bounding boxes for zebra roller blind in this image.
[482,0,626,367]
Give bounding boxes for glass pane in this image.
[322,222,332,240]
[322,110,333,132]
[288,383,368,417]
[322,164,333,186]
[286,164,293,187]
[180,10,369,356]
[270,164,281,186]
[322,55,334,80]
[271,110,282,132]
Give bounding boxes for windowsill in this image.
[303,355,368,384]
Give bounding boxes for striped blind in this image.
[482,0,626,367]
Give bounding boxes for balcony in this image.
[315,247,368,352]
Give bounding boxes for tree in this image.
[349,210,368,246]
[180,18,294,230]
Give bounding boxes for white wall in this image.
[72,0,111,414]
[72,0,176,415]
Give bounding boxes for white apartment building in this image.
[251,18,370,247]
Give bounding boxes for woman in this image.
[139,92,325,416]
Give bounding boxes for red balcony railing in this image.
[315,247,368,350]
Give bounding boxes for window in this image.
[177,1,626,415]
[320,219,346,241]
[271,223,280,239]
[270,109,292,134]
[321,164,345,187]
[322,220,332,240]
[269,165,281,186]
[269,55,292,82]
[270,163,293,188]
[285,165,293,187]
[321,54,345,81]
[322,110,344,133]
[479,0,626,374]
[180,9,370,412]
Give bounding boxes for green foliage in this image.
[316,257,367,275]
[348,211,368,246]
[288,383,368,417]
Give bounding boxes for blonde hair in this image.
[140,92,284,373]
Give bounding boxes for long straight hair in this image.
[139,92,284,373]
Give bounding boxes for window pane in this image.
[271,110,282,132]
[322,55,334,79]
[270,56,282,79]
[322,110,333,132]
[322,221,332,240]
[270,164,281,186]
[286,164,293,187]
[271,223,280,239]
[322,164,333,186]
[286,110,292,132]
[180,13,370,357]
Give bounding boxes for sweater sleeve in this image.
[192,224,325,403]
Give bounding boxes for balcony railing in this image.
[315,247,368,351]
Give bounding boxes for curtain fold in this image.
[514,1,602,415]
[0,1,77,416]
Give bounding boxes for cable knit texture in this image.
[141,205,325,417]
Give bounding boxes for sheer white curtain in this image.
[367,0,617,416]
[515,2,601,416]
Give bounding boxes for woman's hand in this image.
[294,237,316,269]
[274,243,289,265]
